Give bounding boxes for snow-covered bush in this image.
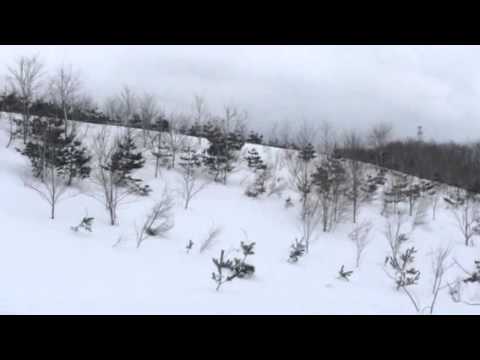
[348,220,372,268]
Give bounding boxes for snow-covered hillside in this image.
[1,117,479,315]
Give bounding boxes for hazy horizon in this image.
[0,45,479,143]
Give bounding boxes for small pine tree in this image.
[212,250,234,291]
[311,157,348,232]
[63,134,91,186]
[338,265,353,281]
[20,116,67,180]
[245,169,267,198]
[109,131,145,182]
[299,143,316,163]
[71,216,94,233]
[186,240,194,254]
[245,148,266,172]
[202,122,245,184]
[386,246,421,291]
[288,238,306,263]
[103,131,148,195]
[212,242,256,291]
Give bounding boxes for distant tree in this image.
[48,64,82,138]
[138,93,161,147]
[7,55,44,144]
[448,192,480,247]
[317,120,336,156]
[166,113,188,169]
[343,131,371,223]
[191,95,210,145]
[382,174,409,216]
[247,131,263,144]
[202,120,245,184]
[368,122,393,166]
[1,90,22,148]
[149,132,171,178]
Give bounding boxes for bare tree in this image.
[90,126,134,225]
[295,120,318,150]
[103,96,122,123]
[22,124,70,221]
[149,131,170,178]
[117,85,137,125]
[427,247,451,314]
[450,193,480,247]
[286,122,318,225]
[221,105,249,139]
[349,220,373,268]
[191,94,210,145]
[343,130,368,223]
[138,93,161,147]
[429,183,444,221]
[177,146,209,210]
[368,122,393,149]
[299,196,321,253]
[267,120,280,147]
[368,122,393,166]
[135,189,174,248]
[166,113,188,169]
[384,210,410,263]
[24,164,69,220]
[104,86,138,126]
[278,120,292,148]
[48,64,82,137]
[199,224,222,253]
[7,55,44,144]
[317,120,336,156]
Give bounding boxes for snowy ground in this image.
[0,117,479,315]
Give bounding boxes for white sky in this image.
[0,45,479,142]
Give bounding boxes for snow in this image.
[0,116,479,314]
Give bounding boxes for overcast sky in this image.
[0,45,479,142]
